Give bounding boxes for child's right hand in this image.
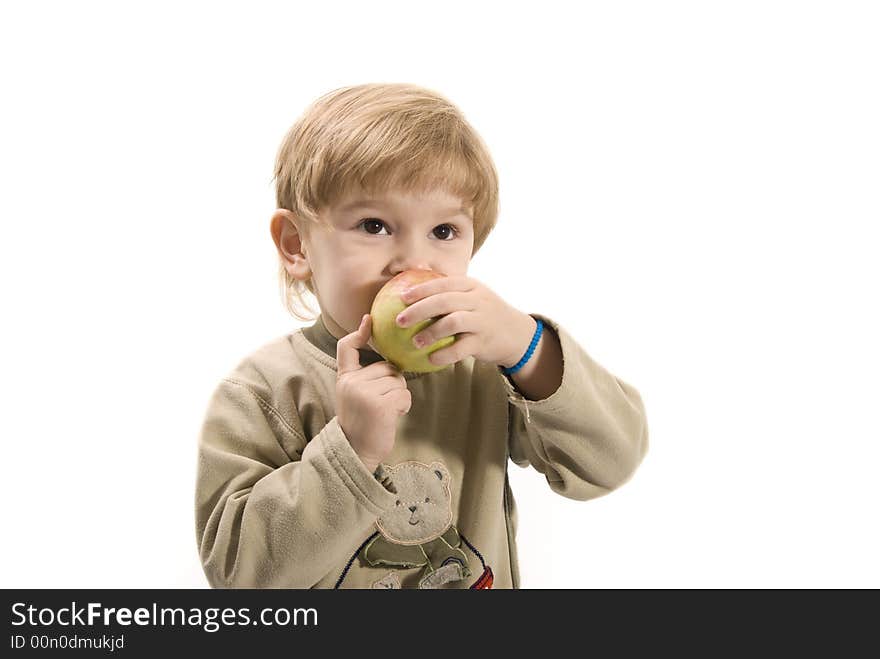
[336,314,412,473]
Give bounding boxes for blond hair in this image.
[272,82,500,321]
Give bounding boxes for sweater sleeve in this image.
[194,378,398,588]
[501,313,649,501]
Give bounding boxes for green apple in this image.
[370,269,456,373]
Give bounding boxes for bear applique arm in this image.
[499,313,649,501]
[363,535,427,569]
[195,379,398,588]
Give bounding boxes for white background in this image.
[2,0,877,588]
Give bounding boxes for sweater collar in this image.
[301,314,387,367]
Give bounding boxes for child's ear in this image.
[270,209,311,281]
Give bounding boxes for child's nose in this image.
[389,240,433,275]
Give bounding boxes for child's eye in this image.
[357,219,459,241]
[432,224,459,241]
[358,218,389,235]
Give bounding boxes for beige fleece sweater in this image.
[194,313,648,588]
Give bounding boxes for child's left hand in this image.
[395,275,538,369]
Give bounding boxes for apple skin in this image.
[370,269,456,373]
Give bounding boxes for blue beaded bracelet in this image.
[500,317,543,375]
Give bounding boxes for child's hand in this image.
[336,314,412,473]
[395,276,538,369]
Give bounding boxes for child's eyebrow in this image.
[337,199,384,212]
[338,198,471,219]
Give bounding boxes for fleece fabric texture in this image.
[194,312,649,588]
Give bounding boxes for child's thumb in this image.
[337,315,371,374]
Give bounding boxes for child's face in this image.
[289,186,475,342]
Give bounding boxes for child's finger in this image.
[357,361,404,382]
[336,314,371,376]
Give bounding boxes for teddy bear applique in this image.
[334,460,494,589]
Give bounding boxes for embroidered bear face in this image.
[376,461,454,546]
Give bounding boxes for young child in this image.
[194,82,649,589]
